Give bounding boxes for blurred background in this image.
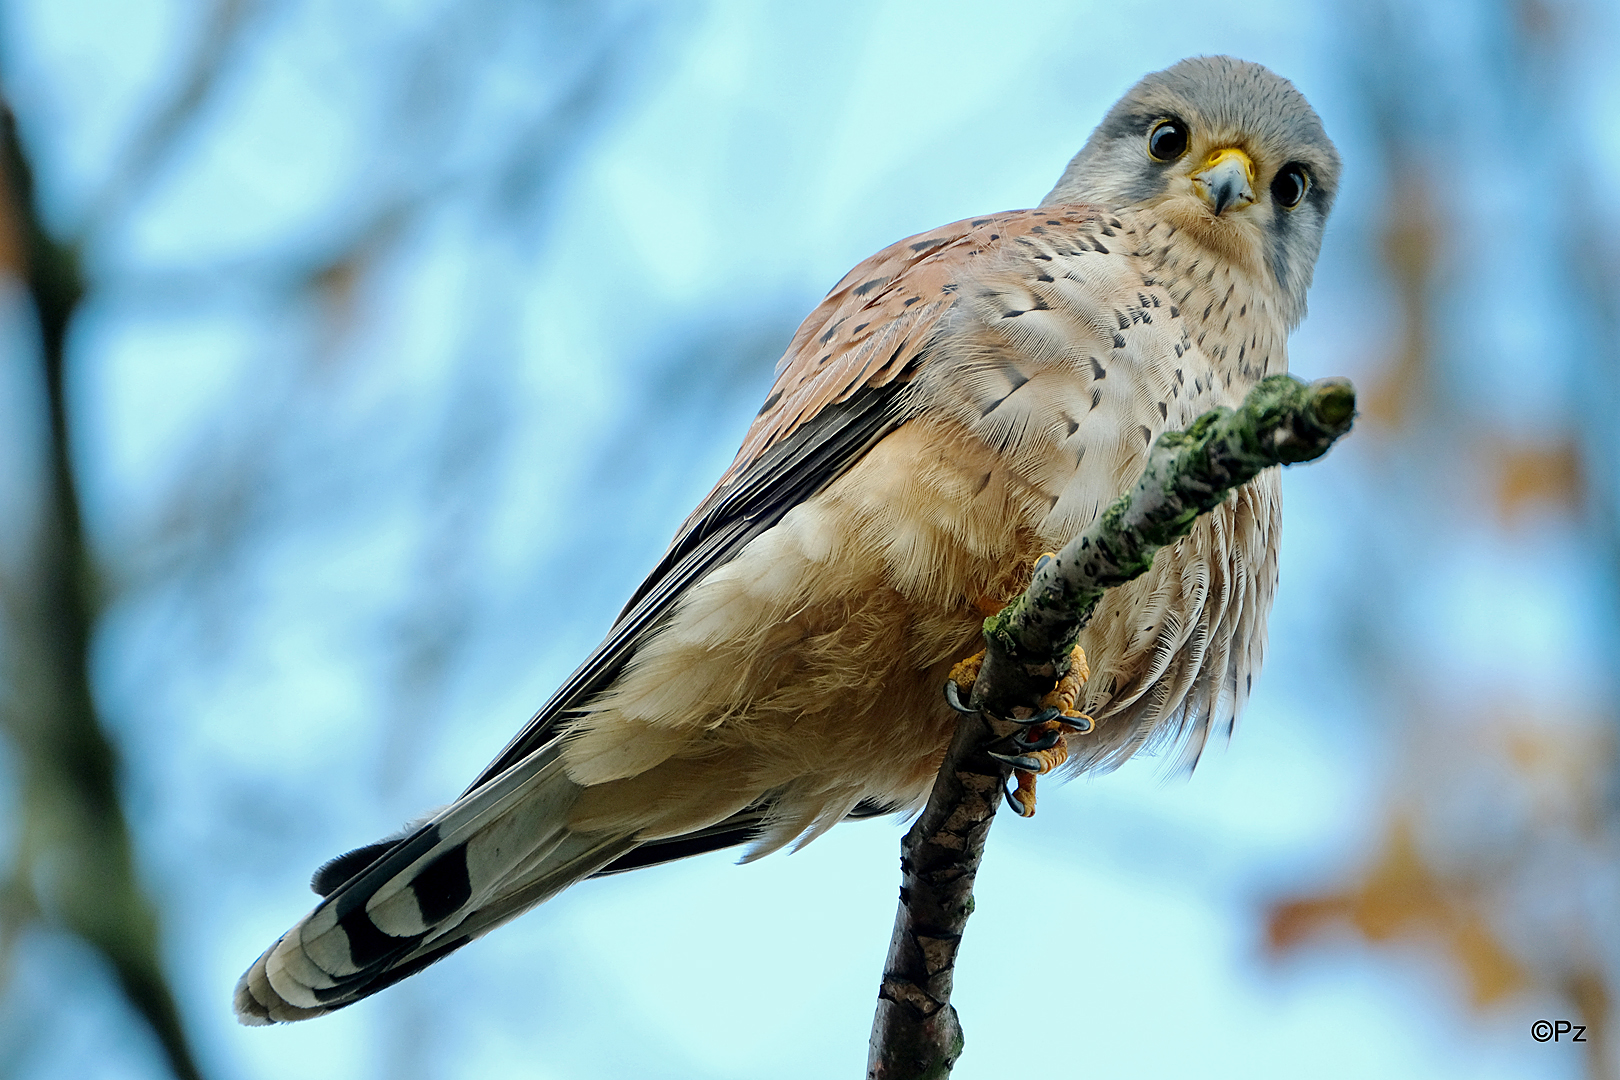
[0,0,1616,1077]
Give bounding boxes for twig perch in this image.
[866,373,1356,1080]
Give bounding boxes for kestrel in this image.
[236,55,1340,1023]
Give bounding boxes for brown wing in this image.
[700,205,1108,500]
[466,205,1104,793]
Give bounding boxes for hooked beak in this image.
[1192,147,1256,216]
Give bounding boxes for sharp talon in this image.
[945,652,985,714]
[1003,778,1036,817]
[983,639,1087,822]
[944,679,979,715]
[1015,705,1062,727]
[1060,712,1095,735]
[988,749,1045,771]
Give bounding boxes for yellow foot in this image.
[1005,645,1092,817]
[945,641,1093,818]
[1040,644,1091,719]
[946,643,1089,716]
[1007,726,1069,816]
[1010,767,1040,817]
[947,651,984,698]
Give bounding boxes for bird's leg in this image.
[944,641,1093,818]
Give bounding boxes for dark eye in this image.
[1271,164,1309,209]
[1146,119,1188,162]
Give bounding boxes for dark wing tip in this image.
[846,797,902,819]
[311,840,397,897]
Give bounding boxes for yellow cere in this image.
[1200,146,1256,183]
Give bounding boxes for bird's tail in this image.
[234,742,636,1024]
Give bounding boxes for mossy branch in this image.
[866,374,1356,1080]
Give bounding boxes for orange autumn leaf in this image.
[1266,814,1529,1009]
[1488,437,1582,524]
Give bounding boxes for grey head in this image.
[1043,56,1340,326]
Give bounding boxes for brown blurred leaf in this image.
[1487,436,1582,524]
[313,249,367,352]
[1516,0,1559,49]
[1567,968,1613,1080]
[1451,911,1530,1009]
[1267,814,1529,1009]
[1363,171,1440,430]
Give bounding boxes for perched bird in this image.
[236,55,1340,1023]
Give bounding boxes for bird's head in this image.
[1043,56,1341,327]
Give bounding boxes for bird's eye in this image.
[1271,164,1309,209]
[1146,119,1188,162]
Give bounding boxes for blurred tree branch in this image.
[1,4,673,1075]
[0,102,205,1080]
[82,0,260,239]
[0,3,271,1072]
[0,3,654,1070]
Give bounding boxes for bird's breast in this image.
[905,211,1279,546]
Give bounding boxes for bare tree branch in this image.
[867,374,1356,1080]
